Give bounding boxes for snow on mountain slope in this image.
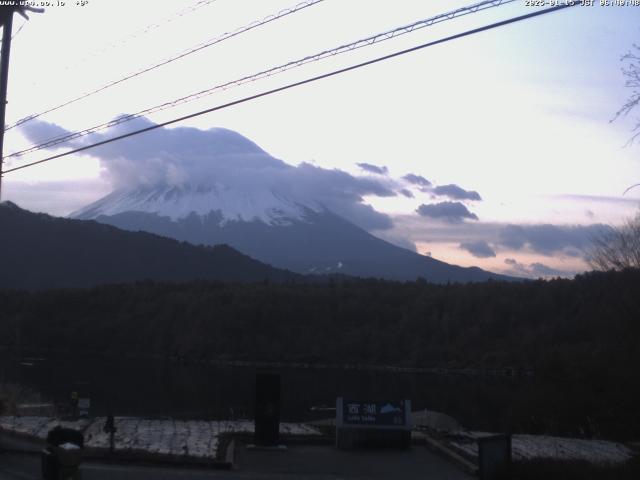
[73,183,322,226]
[72,126,326,225]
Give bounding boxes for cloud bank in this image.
[433,184,482,201]
[502,258,575,278]
[416,201,479,223]
[403,173,431,187]
[460,240,496,258]
[357,162,388,175]
[399,188,414,198]
[497,223,613,256]
[20,118,400,231]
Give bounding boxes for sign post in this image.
[254,373,281,446]
[478,434,512,480]
[335,398,412,449]
[103,413,116,454]
[70,391,79,419]
[77,398,91,418]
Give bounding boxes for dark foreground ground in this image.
[0,444,471,480]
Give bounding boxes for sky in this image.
[1,0,639,278]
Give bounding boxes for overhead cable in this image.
[2,3,578,175]
[4,0,324,132]
[6,0,516,159]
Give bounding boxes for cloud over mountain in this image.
[20,117,399,231]
[497,223,613,256]
[460,240,496,258]
[433,184,482,201]
[357,162,388,175]
[403,173,431,187]
[502,257,575,278]
[416,201,479,223]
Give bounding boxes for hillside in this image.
[0,201,300,289]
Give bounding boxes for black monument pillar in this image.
[254,373,281,446]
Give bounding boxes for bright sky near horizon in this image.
[1,0,639,278]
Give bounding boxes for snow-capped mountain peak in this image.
[68,124,512,282]
[72,182,322,225]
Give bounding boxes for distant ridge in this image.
[0,202,300,289]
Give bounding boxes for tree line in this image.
[1,269,639,438]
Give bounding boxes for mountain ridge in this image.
[84,207,515,282]
[0,201,302,289]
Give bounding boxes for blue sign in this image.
[340,399,409,427]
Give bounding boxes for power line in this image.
[10,17,26,40]
[0,11,14,202]
[0,4,43,200]
[50,0,221,78]
[623,183,640,195]
[6,0,517,159]
[4,0,324,132]
[125,0,221,38]
[3,3,578,176]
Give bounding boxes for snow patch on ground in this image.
[0,416,320,459]
[448,431,633,465]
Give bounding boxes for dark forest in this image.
[1,269,639,439]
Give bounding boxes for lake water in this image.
[1,349,526,431]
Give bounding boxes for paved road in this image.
[1,445,471,480]
[0,453,231,480]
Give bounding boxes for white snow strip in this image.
[448,431,633,465]
[1,416,320,459]
[74,183,321,225]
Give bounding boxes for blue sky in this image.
[2,0,639,277]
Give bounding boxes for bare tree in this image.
[610,43,640,196]
[612,43,640,144]
[588,212,640,271]
[589,43,640,269]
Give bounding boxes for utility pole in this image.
[0,4,42,201]
[0,7,14,202]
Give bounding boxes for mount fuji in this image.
[71,126,511,283]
